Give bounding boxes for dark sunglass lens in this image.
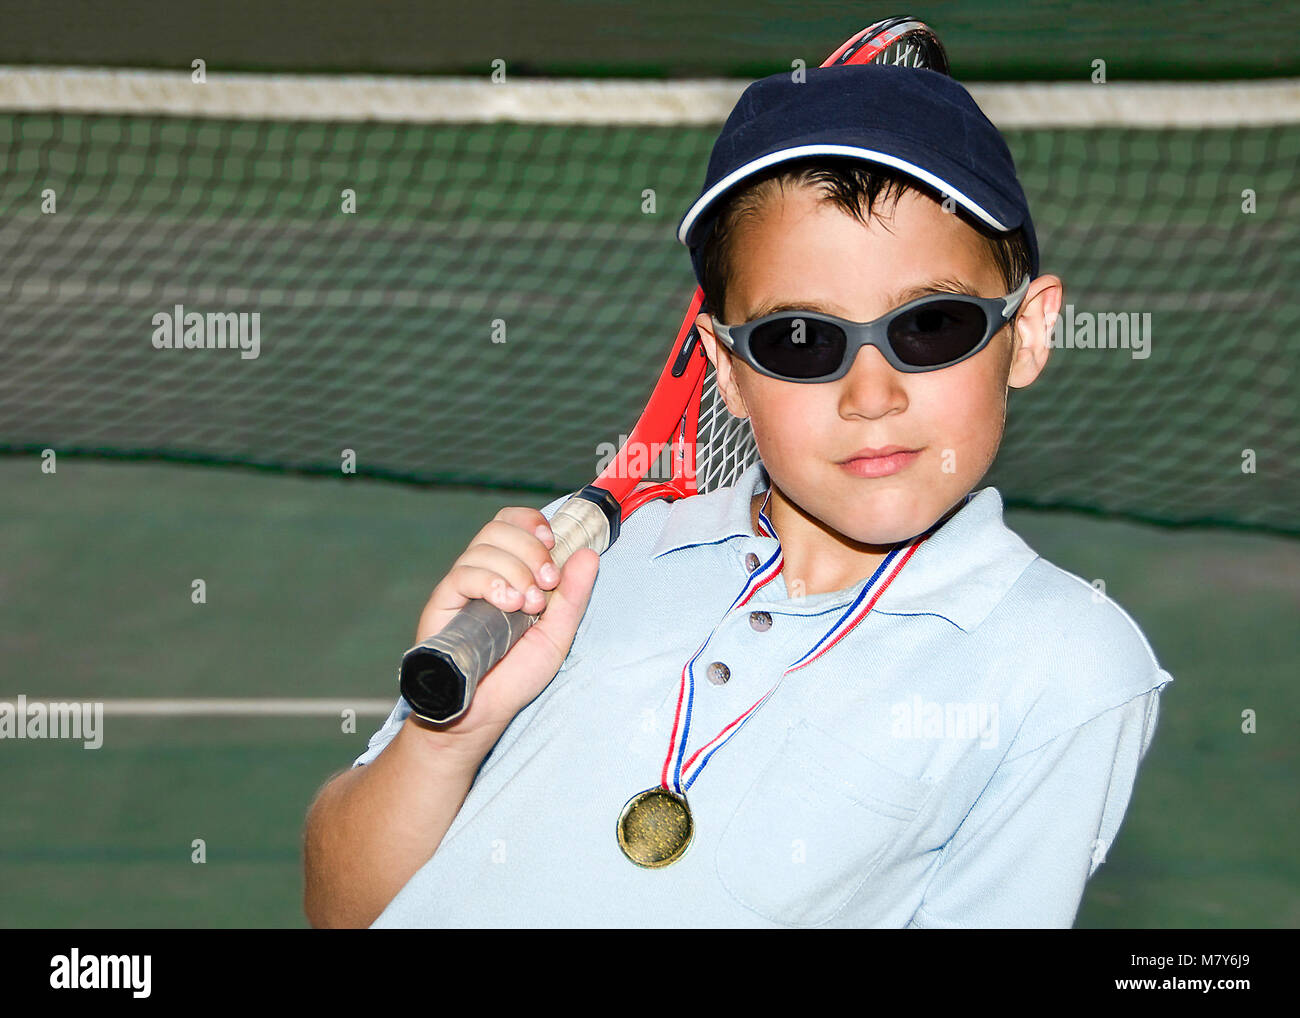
[888,301,989,367]
[749,317,846,379]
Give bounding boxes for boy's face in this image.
[695,184,1059,547]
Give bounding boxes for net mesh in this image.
[1,83,1296,533]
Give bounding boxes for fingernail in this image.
[540,563,559,585]
[525,584,543,602]
[535,525,553,543]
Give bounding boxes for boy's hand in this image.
[408,506,599,758]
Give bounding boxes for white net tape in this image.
[2,68,1297,127]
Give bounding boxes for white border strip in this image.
[0,698,396,717]
[0,67,1297,127]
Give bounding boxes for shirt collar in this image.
[648,459,1038,633]
[648,460,772,559]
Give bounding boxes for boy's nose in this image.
[837,344,909,419]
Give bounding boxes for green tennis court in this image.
[2,459,1296,926]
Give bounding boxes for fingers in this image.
[493,507,555,550]
[420,508,566,632]
[455,563,547,615]
[456,516,562,610]
[473,517,561,585]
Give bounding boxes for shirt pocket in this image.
[714,718,934,927]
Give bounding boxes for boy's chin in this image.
[843,523,936,548]
[833,490,959,546]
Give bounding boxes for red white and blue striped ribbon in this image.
[659,488,929,795]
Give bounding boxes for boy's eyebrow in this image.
[743,278,984,322]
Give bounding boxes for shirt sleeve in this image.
[350,490,577,770]
[908,676,1169,928]
[351,696,411,768]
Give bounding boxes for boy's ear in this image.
[1007,274,1063,390]
[694,311,751,419]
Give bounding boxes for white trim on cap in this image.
[676,143,1011,245]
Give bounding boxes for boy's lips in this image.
[838,445,923,478]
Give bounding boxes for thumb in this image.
[527,547,600,665]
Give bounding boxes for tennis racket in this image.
[401,16,951,724]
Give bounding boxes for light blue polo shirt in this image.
[354,460,1173,928]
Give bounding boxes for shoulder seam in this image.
[1005,684,1168,764]
[1031,559,1163,666]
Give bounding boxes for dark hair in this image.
[698,157,1033,323]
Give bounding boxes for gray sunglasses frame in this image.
[711,274,1032,381]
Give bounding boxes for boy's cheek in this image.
[915,382,1007,477]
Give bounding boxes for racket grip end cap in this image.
[400,644,470,725]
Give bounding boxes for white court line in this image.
[0,698,396,717]
[0,67,1297,126]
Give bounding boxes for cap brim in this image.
[678,141,1019,248]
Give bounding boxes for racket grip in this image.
[398,485,621,724]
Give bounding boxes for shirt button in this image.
[749,611,772,632]
[706,661,731,685]
[744,552,760,573]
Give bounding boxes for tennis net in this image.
[1,69,1297,533]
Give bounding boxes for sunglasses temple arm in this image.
[1004,275,1032,317]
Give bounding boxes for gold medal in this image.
[616,787,693,868]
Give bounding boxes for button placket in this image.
[648,498,930,808]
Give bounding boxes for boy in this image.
[303,65,1173,928]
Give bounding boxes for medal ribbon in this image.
[658,488,930,795]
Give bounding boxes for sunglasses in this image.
[711,275,1031,381]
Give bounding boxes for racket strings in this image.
[694,366,760,493]
[879,35,942,69]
